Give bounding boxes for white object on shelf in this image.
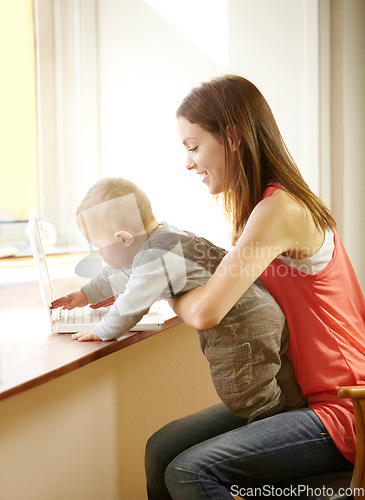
[0,245,18,258]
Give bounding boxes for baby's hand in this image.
[71,327,100,342]
[89,294,119,309]
[51,290,89,310]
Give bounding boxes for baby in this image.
[52,177,306,421]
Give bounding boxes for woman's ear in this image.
[114,230,134,247]
[226,126,241,151]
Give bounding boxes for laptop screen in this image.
[27,211,54,309]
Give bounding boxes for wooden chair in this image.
[274,385,365,499]
[338,385,365,498]
[233,385,365,500]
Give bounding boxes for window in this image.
[0,0,38,249]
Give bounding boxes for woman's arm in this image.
[172,190,308,329]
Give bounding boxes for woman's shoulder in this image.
[238,187,323,257]
[256,187,304,225]
[238,189,300,247]
[254,188,325,256]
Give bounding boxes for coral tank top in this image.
[260,184,365,463]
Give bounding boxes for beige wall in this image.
[320,0,365,290]
[339,0,365,291]
[0,0,38,221]
[0,324,220,500]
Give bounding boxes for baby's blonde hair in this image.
[76,177,155,237]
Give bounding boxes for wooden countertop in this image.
[0,257,180,401]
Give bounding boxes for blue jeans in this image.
[145,404,351,499]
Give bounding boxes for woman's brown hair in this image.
[177,75,335,244]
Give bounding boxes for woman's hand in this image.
[51,290,89,310]
[167,298,177,311]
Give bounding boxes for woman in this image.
[145,75,365,499]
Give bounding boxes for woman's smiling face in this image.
[177,116,226,195]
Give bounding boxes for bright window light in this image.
[144,0,228,66]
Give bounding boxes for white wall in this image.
[95,0,318,249]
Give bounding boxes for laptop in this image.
[27,211,165,334]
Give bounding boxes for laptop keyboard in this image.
[55,307,107,324]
